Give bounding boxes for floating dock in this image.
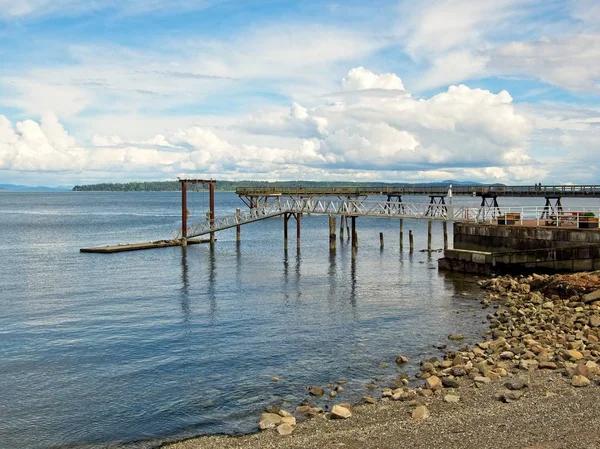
[80,238,211,253]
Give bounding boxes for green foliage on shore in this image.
[72,180,478,192]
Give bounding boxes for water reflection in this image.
[180,246,190,322]
[207,245,218,324]
[349,251,357,308]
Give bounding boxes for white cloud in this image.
[0,113,85,171]
[241,69,532,171]
[1,24,384,125]
[490,34,600,93]
[1,68,543,183]
[341,67,405,91]
[6,68,600,185]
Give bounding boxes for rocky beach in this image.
[165,271,600,449]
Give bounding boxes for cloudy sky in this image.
[0,0,599,186]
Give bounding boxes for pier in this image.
[81,181,600,272]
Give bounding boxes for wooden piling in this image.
[409,230,414,253]
[346,215,351,240]
[209,181,215,245]
[443,221,448,249]
[181,180,188,247]
[428,220,432,252]
[329,216,336,251]
[283,213,289,249]
[236,208,241,242]
[351,216,357,248]
[399,219,404,251]
[339,215,345,240]
[380,232,384,249]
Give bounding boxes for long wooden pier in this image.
[236,184,600,198]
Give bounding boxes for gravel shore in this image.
[164,272,600,449]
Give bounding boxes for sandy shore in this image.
[164,272,600,449]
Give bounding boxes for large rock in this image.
[308,386,325,396]
[281,416,296,426]
[496,388,523,403]
[411,405,430,420]
[330,405,352,419]
[276,423,294,436]
[363,396,377,404]
[572,375,591,387]
[504,378,529,391]
[583,289,600,304]
[448,334,464,341]
[565,349,584,361]
[442,377,460,388]
[259,413,282,430]
[425,375,442,390]
[396,355,410,364]
[444,394,460,403]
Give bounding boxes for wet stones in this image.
[448,334,465,341]
[308,386,325,396]
[396,355,410,364]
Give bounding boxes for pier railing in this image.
[177,199,600,239]
[236,185,600,198]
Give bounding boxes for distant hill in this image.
[72,180,486,192]
[0,184,71,192]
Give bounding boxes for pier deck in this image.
[80,238,211,253]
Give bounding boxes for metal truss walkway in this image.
[177,198,600,239]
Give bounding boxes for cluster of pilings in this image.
[281,214,450,255]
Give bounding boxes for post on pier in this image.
[329,215,337,251]
[236,208,241,243]
[427,220,432,252]
[181,180,188,247]
[339,215,345,240]
[209,181,215,245]
[380,232,384,249]
[409,230,414,253]
[399,219,404,251]
[346,215,350,240]
[283,212,290,249]
[443,221,448,249]
[351,216,358,248]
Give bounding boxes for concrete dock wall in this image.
[454,223,600,252]
[440,223,600,274]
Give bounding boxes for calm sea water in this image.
[1,192,597,449]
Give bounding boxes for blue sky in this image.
[0,0,599,186]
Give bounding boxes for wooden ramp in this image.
[80,238,211,253]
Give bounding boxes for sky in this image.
[0,0,599,186]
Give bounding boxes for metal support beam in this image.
[425,196,447,217]
[477,195,501,220]
[541,196,563,219]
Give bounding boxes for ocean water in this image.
[1,192,596,449]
